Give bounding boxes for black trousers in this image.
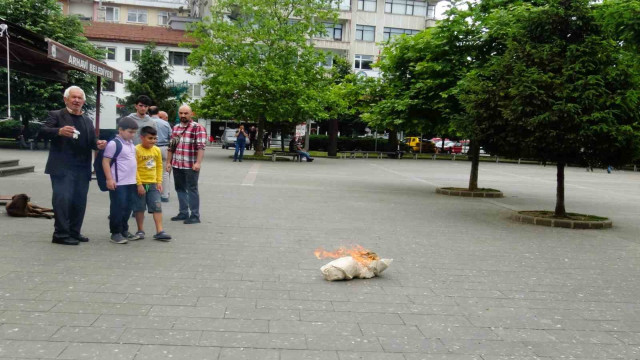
[50,170,90,240]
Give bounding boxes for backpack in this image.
[94,138,123,192]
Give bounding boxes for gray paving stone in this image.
[418,325,499,340]
[491,328,557,342]
[403,355,483,360]
[338,351,406,360]
[147,305,225,318]
[123,294,198,306]
[301,311,404,325]
[119,328,202,345]
[358,323,422,337]
[218,347,279,360]
[199,331,307,349]
[0,311,99,326]
[400,314,473,327]
[173,318,268,332]
[134,345,220,360]
[0,290,43,300]
[224,308,300,321]
[50,302,151,315]
[257,299,334,311]
[197,297,257,308]
[332,302,408,313]
[92,314,177,329]
[306,334,382,351]
[49,326,125,343]
[37,290,127,303]
[0,339,67,358]
[0,300,57,312]
[0,324,59,341]
[611,331,640,345]
[280,349,339,360]
[544,329,621,344]
[56,342,140,360]
[95,284,171,294]
[443,339,537,356]
[270,320,362,336]
[227,288,290,299]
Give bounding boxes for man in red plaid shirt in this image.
[165,105,207,224]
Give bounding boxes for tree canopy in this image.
[0,0,101,123]
[187,0,338,154]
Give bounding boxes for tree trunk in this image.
[328,118,338,157]
[255,116,264,157]
[280,124,286,152]
[555,162,566,217]
[468,140,480,191]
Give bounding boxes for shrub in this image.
[308,135,410,153]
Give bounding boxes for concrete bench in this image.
[339,151,404,159]
[271,151,301,162]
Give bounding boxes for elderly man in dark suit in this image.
[41,86,107,245]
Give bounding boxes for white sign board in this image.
[296,124,306,137]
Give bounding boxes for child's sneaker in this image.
[153,231,172,242]
[110,233,128,244]
[132,231,145,240]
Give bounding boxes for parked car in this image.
[221,128,252,149]
[403,137,421,152]
[433,140,456,154]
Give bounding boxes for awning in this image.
[0,18,122,83]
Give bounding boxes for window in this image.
[125,48,142,62]
[383,27,419,41]
[320,22,343,41]
[358,0,376,12]
[105,6,119,22]
[127,8,147,23]
[354,54,373,70]
[332,0,351,10]
[102,80,115,92]
[98,46,116,61]
[356,25,375,42]
[158,11,169,25]
[189,84,202,98]
[385,0,427,16]
[169,51,190,66]
[427,4,435,18]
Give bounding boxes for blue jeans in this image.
[173,168,200,219]
[50,169,90,240]
[234,140,246,160]
[108,184,137,235]
[296,150,312,160]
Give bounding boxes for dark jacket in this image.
[41,108,98,177]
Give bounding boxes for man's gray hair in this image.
[63,86,86,100]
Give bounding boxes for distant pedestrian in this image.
[263,131,270,149]
[248,125,257,150]
[234,125,248,162]
[289,135,313,162]
[149,106,172,202]
[103,117,139,244]
[166,104,207,224]
[41,86,107,245]
[128,95,155,145]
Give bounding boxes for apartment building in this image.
[59,0,203,129]
[317,0,439,77]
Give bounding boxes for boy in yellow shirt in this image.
[133,126,171,241]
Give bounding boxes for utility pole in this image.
[0,23,11,119]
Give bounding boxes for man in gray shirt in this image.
[128,95,156,145]
[149,106,173,202]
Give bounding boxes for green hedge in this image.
[0,120,42,139]
[308,135,410,152]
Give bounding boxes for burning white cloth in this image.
[320,256,393,281]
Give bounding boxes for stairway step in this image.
[0,159,19,168]
[0,165,34,177]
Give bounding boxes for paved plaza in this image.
[0,147,640,360]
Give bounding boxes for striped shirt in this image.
[168,121,207,169]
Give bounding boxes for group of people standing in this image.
[41,86,207,245]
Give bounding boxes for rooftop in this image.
[82,22,196,46]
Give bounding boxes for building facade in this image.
[59,0,203,130]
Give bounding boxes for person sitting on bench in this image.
[289,136,313,162]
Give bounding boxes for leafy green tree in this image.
[0,0,100,127]
[187,0,337,155]
[121,44,182,122]
[459,0,640,217]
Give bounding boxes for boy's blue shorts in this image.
[133,184,162,213]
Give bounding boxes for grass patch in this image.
[520,211,609,222]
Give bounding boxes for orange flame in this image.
[314,245,379,265]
